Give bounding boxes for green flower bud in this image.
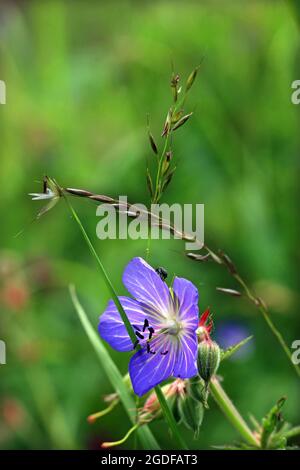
[197,340,221,384]
[187,376,207,405]
[177,394,204,437]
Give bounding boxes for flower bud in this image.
[187,376,207,406]
[177,394,204,436]
[139,379,185,423]
[197,340,220,384]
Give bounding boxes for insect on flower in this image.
[98,257,199,396]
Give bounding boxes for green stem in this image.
[63,194,187,449]
[88,399,119,422]
[102,423,140,448]
[210,377,259,448]
[153,91,186,204]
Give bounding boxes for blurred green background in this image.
[0,0,300,450]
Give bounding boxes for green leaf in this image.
[261,397,286,449]
[69,285,160,450]
[221,336,253,362]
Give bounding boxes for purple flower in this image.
[98,257,199,396]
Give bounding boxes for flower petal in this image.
[173,331,198,378]
[172,277,199,330]
[99,296,149,352]
[129,336,176,396]
[123,257,171,320]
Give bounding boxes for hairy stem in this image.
[210,376,259,448]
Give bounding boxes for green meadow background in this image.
[0,0,300,449]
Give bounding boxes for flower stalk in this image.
[87,399,119,424]
[210,376,259,448]
[101,423,140,449]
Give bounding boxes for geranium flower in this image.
[98,257,199,396]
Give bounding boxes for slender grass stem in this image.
[210,377,259,448]
[63,194,188,449]
[153,133,170,204]
[64,194,137,346]
[152,90,187,204]
[233,273,300,377]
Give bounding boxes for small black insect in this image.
[155,267,168,281]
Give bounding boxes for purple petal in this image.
[173,331,198,378]
[172,277,199,330]
[129,335,176,396]
[123,257,171,320]
[99,296,148,352]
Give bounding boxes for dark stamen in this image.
[160,350,169,355]
[135,331,144,340]
[147,343,156,354]
[142,319,149,332]
[148,327,154,340]
[133,340,139,350]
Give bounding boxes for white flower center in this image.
[163,318,182,336]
